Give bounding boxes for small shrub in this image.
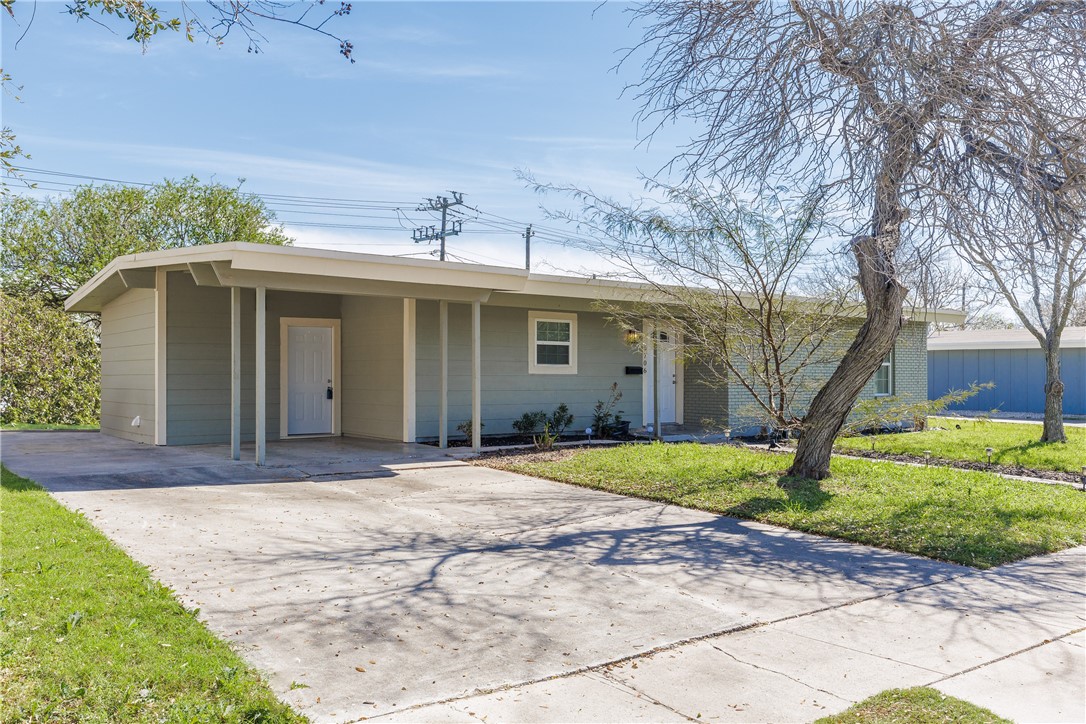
[590,383,623,436]
[547,403,574,436]
[532,403,575,451]
[533,423,562,451]
[456,419,483,439]
[513,410,547,436]
[843,382,995,437]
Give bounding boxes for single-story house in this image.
[928,327,1086,416]
[66,243,963,462]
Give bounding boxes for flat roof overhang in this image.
[63,241,967,324]
[65,242,534,311]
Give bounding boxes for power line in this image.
[412,192,465,262]
[5,164,592,265]
[8,166,417,207]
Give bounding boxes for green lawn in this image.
[836,417,1085,474]
[1,423,99,431]
[0,465,302,723]
[487,443,1086,568]
[817,687,1009,723]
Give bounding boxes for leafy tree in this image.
[628,1,1085,478]
[1,292,100,425]
[1,178,291,425]
[1,177,291,307]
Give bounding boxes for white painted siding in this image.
[341,296,405,440]
[165,271,341,445]
[100,288,156,443]
[415,302,643,439]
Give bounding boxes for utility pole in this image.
[413,192,466,261]
[523,224,534,271]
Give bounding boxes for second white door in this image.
[287,325,333,435]
[644,326,677,425]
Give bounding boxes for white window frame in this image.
[874,351,894,396]
[528,310,578,375]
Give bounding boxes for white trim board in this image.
[154,268,167,445]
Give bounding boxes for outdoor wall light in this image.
[624,329,642,345]
[985,447,994,466]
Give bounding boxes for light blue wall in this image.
[414,301,643,439]
[928,347,1085,415]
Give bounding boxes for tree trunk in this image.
[1041,338,1066,443]
[788,235,909,479]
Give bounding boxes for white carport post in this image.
[230,287,242,461]
[255,286,267,466]
[471,300,482,452]
[439,300,449,449]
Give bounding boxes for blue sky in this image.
[2,2,695,273]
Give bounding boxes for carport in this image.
[65,243,530,462]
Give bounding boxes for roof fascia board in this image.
[227,247,528,292]
[211,264,494,303]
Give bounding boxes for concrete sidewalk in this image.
[376,546,1086,723]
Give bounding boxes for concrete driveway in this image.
[3,432,1083,723]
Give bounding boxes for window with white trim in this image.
[528,311,578,374]
[874,351,893,396]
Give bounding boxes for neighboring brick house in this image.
[682,319,933,434]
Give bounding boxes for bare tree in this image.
[1071,293,1086,327]
[629,1,1086,478]
[898,245,1008,331]
[941,117,1086,442]
[536,179,850,437]
[804,242,1009,330]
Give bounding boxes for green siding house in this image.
[67,243,960,462]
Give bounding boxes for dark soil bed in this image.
[831,447,1080,484]
[421,433,636,449]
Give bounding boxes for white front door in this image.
[644,326,678,425]
[287,325,333,435]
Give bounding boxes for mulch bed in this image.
[422,433,636,449]
[471,447,586,467]
[830,447,1080,484]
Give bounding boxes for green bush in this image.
[513,410,548,435]
[1,293,100,425]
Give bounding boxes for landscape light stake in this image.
[1081,466,1085,493]
[985,447,994,467]
[924,450,932,466]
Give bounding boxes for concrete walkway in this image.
[3,432,1083,723]
[374,547,1085,724]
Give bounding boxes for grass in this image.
[0,465,303,723]
[488,443,1086,568]
[817,687,1010,723]
[1,423,99,431]
[836,416,1085,474]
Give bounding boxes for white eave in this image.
[65,242,532,312]
[64,241,967,324]
[928,326,1086,351]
